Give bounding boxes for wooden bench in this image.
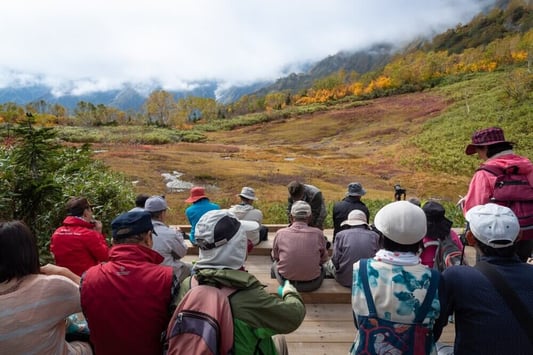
[182,254,351,304]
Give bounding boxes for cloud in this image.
[0,0,496,94]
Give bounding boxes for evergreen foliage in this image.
[0,118,135,262]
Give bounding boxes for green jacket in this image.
[177,269,306,355]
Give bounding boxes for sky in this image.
[0,0,496,95]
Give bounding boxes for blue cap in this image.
[111,211,156,240]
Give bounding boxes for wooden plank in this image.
[286,342,353,355]
[285,320,355,343]
[304,304,353,321]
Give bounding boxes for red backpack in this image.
[478,164,533,237]
[164,277,237,355]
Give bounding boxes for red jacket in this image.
[50,216,109,276]
[80,244,173,355]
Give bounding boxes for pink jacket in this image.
[463,153,533,213]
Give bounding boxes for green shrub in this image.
[0,121,136,262]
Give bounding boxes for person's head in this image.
[290,200,312,224]
[287,181,304,201]
[194,210,258,270]
[465,203,520,257]
[111,211,156,247]
[185,186,208,204]
[66,197,92,219]
[408,197,421,207]
[144,195,168,220]
[134,194,150,209]
[0,220,40,283]
[374,201,427,253]
[341,209,369,229]
[346,182,366,199]
[422,200,453,240]
[238,186,257,204]
[465,127,514,160]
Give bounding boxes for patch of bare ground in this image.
[94,92,464,224]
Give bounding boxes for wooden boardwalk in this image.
[178,225,471,354]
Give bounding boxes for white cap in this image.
[341,209,368,227]
[466,203,520,248]
[291,200,312,218]
[374,201,427,245]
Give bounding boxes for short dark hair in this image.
[0,220,40,282]
[66,197,91,217]
[475,237,517,257]
[383,236,421,253]
[486,142,513,158]
[288,181,304,199]
[135,194,150,208]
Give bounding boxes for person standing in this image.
[325,209,380,288]
[80,211,179,355]
[332,182,370,238]
[272,201,329,292]
[185,186,220,245]
[50,197,109,276]
[461,127,533,261]
[144,195,191,282]
[287,181,327,229]
[228,186,267,245]
[441,203,533,354]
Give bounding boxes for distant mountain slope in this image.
[252,44,394,96]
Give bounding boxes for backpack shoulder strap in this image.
[358,259,378,317]
[477,164,502,176]
[475,261,533,343]
[190,276,237,298]
[414,269,440,323]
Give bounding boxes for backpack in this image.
[353,259,439,355]
[423,234,466,272]
[478,164,533,234]
[164,277,237,355]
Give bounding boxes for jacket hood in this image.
[228,204,254,219]
[485,153,533,176]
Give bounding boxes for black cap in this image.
[111,211,156,240]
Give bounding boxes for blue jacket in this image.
[185,198,220,243]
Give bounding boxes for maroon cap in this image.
[465,127,511,155]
